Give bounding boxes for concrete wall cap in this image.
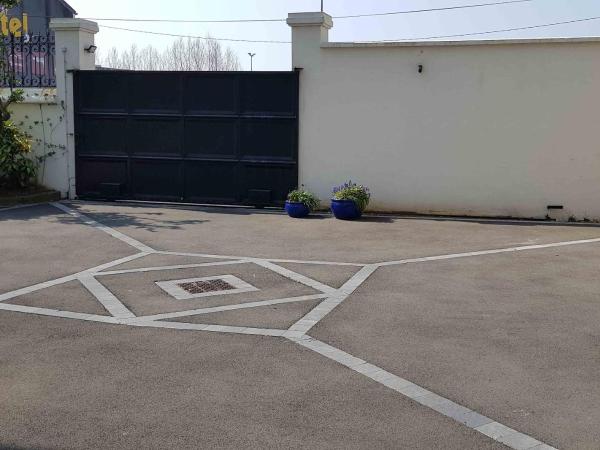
[321,36,600,48]
[287,12,333,29]
[50,18,99,33]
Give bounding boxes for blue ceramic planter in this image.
[285,201,310,218]
[331,199,362,220]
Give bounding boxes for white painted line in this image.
[0,274,77,302]
[81,252,150,274]
[0,253,148,303]
[266,258,366,267]
[252,260,338,295]
[96,259,248,276]
[79,275,136,319]
[155,274,259,300]
[0,302,120,324]
[288,265,378,335]
[134,293,329,322]
[290,337,556,450]
[156,250,254,261]
[377,237,600,267]
[126,319,287,336]
[156,251,367,267]
[50,202,155,253]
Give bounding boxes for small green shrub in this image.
[0,120,36,188]
[332,181,371,212]
[287,188,320,211]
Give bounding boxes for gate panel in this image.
[74,70,299,206]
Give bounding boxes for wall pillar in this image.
[287,12,332,69]
[287,12,332,201]
[49,19,98,199]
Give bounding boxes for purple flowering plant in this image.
[332,181,371,212]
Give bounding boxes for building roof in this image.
[57,0,76,15]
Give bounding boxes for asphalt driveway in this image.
[2,201,600,449]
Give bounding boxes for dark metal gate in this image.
[73,70,299,206]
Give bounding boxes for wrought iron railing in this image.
[0,33,56,88]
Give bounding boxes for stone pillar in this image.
[287,12,332,201]
[49,19,99,199]
[286,12,332,70]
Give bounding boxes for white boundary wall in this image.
[5,88,67,195]
[3,19,98,198]
[289,12,600,220]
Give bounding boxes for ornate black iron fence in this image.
[0,34,56,88]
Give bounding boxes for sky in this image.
[65,0,600,71]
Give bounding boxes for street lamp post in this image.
[248,53,256,71]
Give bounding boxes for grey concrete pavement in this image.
[0,204,136,292]
[167,298,323,328]
[4,201,600,449]
[277,262,360,288]
[9,280,110,316]
[98,262,320,316]
[312,243,600,449]
[0,312,505,450]
[68,201,600,263]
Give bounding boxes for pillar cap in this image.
[287,12,333,29]
[50,18,99,34]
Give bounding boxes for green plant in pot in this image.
[331,181,371,220]
[285,188,320,218]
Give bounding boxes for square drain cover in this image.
[179,279,235,294]
[156,275,258,300]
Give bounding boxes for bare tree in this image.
[101,46,121,69]
[137,45,162,71]
[101,37,241,71]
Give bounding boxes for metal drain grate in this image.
[178,279,235,294]
[157,275,259,300]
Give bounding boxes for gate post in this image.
[49,19,99,200]
[287,12,332,201]
[287,12,332,70]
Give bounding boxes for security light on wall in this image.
[85,44,97,54]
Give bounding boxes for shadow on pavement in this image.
[0,203,208,233]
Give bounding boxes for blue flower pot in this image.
[285,201,310,218]
[331,199,362,220]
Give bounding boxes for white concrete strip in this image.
[0,253,148,302]
[251,260,338,295]
[266,258,367,267]
[50,202,155,253]
[0,274,77,302]
[80,252,150,275]
[156,251,366,267]
[96,259,248,276]
[133,293,329,322]
[288,265,378,335]
[126,319,287,336]
[0,302,120,324]
[290,337,556,450]
[79,275,136,319]
[377,237,600,267]
[156,250,254,261]
[0,301,286,336]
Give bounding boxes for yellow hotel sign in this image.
[0,13,28,37]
